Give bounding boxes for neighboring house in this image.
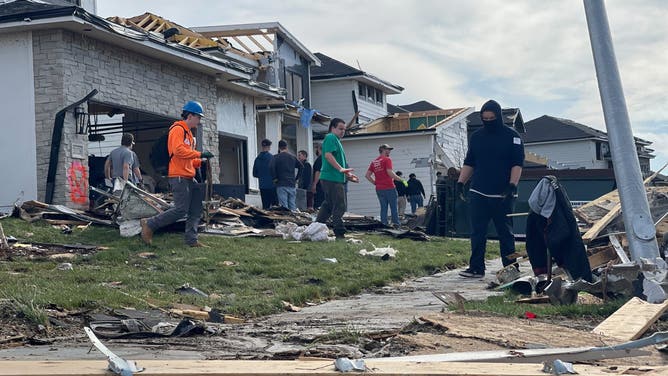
[341,129,439,219]
[0,1,323,210]
[310,52,403,125]
[357,107,474,169]
[338,106,473,218]
[522,115,655,175]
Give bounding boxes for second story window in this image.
[358,82,366,100]
[358,82,383,107]
[375,89,383,105]
[285,71,303,102]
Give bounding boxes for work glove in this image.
[456,182,467,202]
[200,150,215,159]
[503,183,518,200]
[402,180,408,187]
[104,178,113,188]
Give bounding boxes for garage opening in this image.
[86,101,178,194]
[218,132,248,199]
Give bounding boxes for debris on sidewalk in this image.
[84,326,143,376]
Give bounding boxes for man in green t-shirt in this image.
[315,118,359,239]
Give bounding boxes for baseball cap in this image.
[379,144,394,151]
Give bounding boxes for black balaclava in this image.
[480,99,504,130]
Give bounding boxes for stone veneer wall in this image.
[32,29,219,208]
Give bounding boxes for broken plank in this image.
[580,165,668,242]
[0,360,662,376]
[587,245,618,269]
[592,296,668,341]
[608,235,631,263]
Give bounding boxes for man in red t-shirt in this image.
[365,144,406,228]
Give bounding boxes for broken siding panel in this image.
[0,31,37,210]
[310,80,354,121]
[525,140,607,169]
[343,135,434,218]
[436,118,468,168]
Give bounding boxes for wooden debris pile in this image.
[13,200,113,226]
[573,166,668,267]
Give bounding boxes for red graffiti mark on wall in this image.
[67,160,88,205]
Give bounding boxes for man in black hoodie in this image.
[456,100,524,278]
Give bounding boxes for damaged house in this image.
[310,52,403,125]
[0,0,322,211]
[343,105,474,219]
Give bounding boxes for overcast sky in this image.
[97,0,667,170]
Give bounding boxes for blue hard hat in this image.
[182,101,204,117]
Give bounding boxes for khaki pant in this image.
[397,195,407,218]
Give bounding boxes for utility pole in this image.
[583,0,660,261]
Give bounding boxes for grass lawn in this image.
[0,217,492,320]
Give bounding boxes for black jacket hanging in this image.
[526,176,593,282]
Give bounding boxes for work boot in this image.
[189,241,209,248]
[140,219,153,245]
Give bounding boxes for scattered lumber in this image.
[592,297,668,341]
[576,163,668,243]
[0,360,665,376]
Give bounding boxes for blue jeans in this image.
[376,188,399,226]
[409,194,423,214]
[276,186,297,211]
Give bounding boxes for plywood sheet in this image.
[592,297,668,341]
[420,312,617,348]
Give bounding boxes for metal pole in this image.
[583,0,659,260]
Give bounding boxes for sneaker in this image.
[459,268,484,278]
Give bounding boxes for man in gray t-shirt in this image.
[105,133,136,188]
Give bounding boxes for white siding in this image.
[311,80,354,120]
[216,90,258,187]
[342,134,434,218]
[355,83,389,122]
[525,140,608,169]
[311,79,390,123]
[0,32,37,210]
